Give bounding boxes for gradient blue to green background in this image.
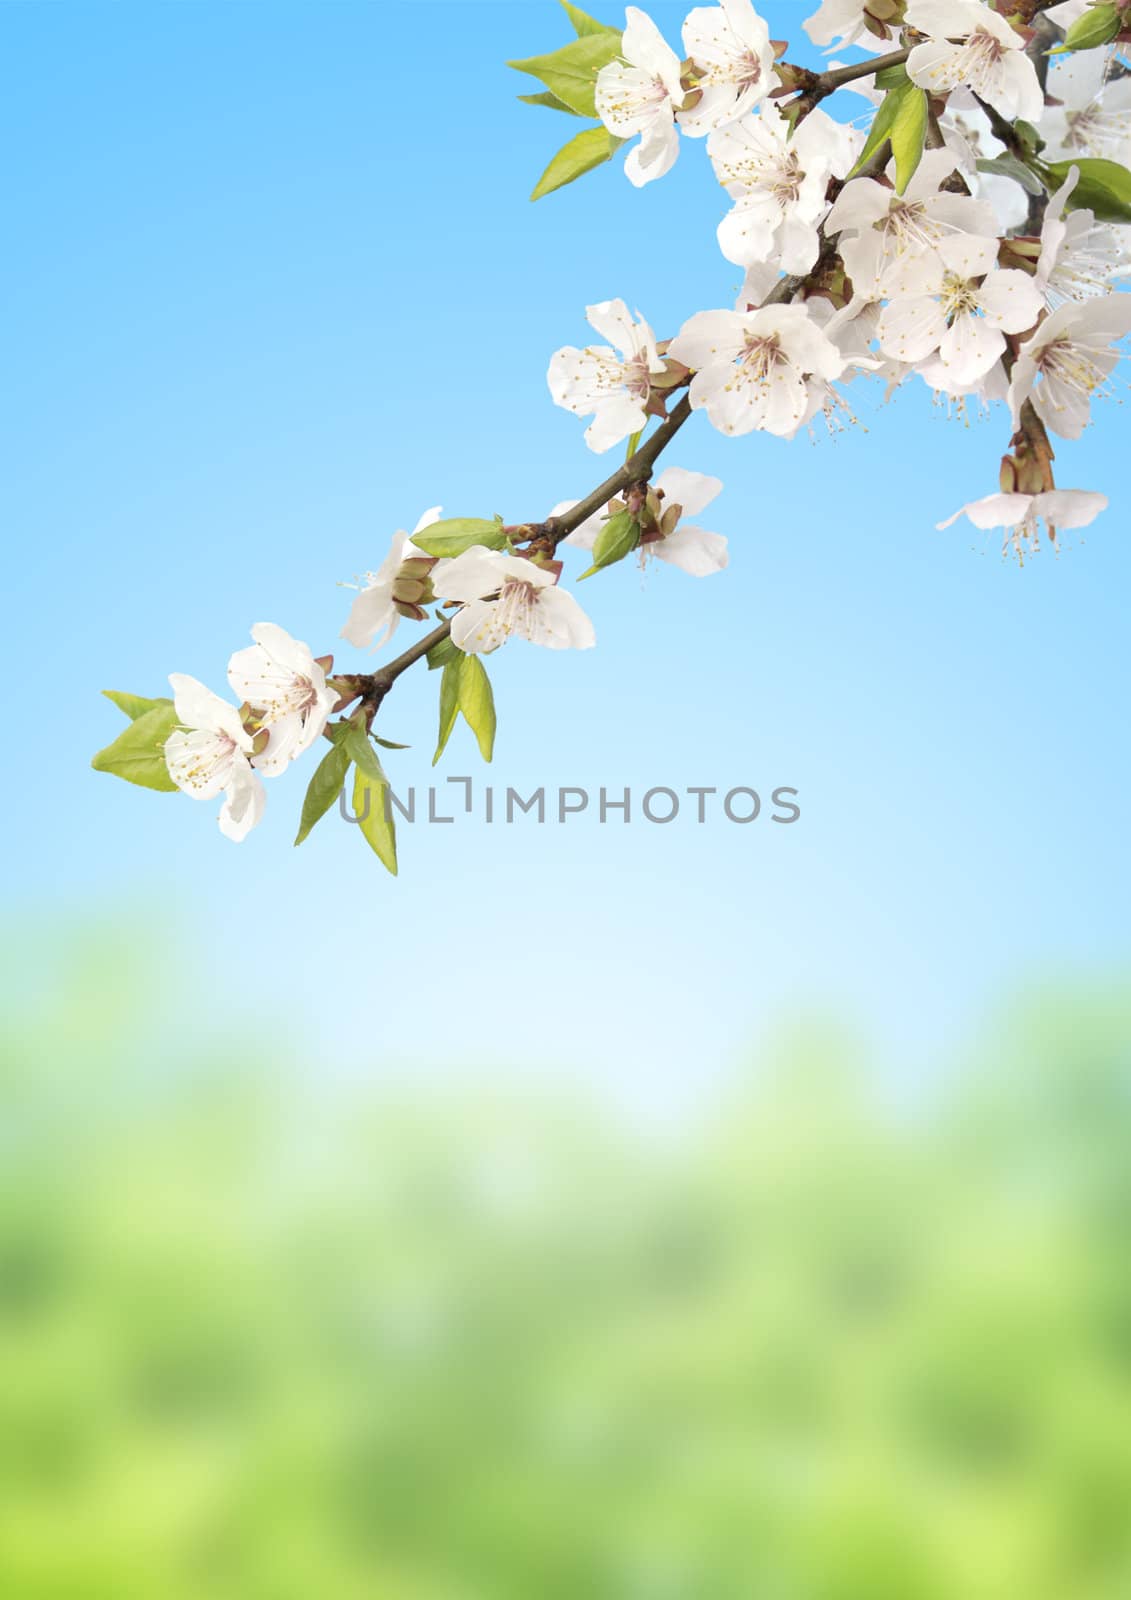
[4,5,1131,1593]
[3,0,1127,1096]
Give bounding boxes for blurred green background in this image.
[4,924,1131,1599]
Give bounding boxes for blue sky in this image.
[4,0,1128,1108]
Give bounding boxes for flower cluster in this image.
[96,0,1131,869]
[535,0,1130,563]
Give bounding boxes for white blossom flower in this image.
[940,105,1032,232]
[596,6,684,186]
[164,674,266,842]
[735,262,782,309]
[1041,50,1131,167]
[824,148,998,299]
[708,105,859,273]
[878,233,1043,392]
[341,507,442,652]
[670,303,847,436]
[1007,295,1131,438]
[227,622,338,775]
[548,299,666,453]
[434,548,596,654]
[938,488,1107,559]
[554,467,728,576]
[678,0,777,136]
[1036,168,1131,307]
[803,0,875,50]
[906,0,1044,124]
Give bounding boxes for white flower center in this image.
[492,578,541,641]
[584,347,652,400]
[1047,225,1128,305]
[1063,104,1128,160]
[953,27,1006,90]
[1038,336,1109,397]
[180,731,237,793]
[605,72,670,122]
[939,273,981,322]
[260,674,317,722]
[880,198,941,255]
[714,146,803,209]
[735,331,787,388]
[700,46,763,93]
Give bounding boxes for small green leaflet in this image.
[411,517,508,558]
[435,659,461,765]
[889,84,927,194]
[873,62,910,90]
[426,635,460,671]
[559,0,618,37]
[91,702,180,792]
[457,655,496,762]
[531,125,622,200]
[1042,157,1131,224]
[977,154,1044,196]
[519,90,582,115]
[343,725,398,875]
[294,733,351,845]
[578,509,639,578]
[433,653,497,766]
[849,80,928,193]
[507,32,623,120]
[102,689,174,722]
[1059,2,1121,51]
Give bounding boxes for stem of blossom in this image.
[371,618,453,697]
[783,47,912,123]
[544,395,694,546]
[339,141,909,731]
[815,47,911,92]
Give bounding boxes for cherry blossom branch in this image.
[542,393,694,546]
[779,47,912,121]
[815,48,911,91]
[338,393,697,719]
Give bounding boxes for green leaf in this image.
[559,0,618,36]
[976,154,1045,196]
[372,734,411,750]
[849,85,902,177]
[851,79,927,181]
[411,517,509,559]
[890,84,927,194]
[1060,1,1121,51]
[91,702,179,792]
[457,655,496,763]
[432,653,497,765]
[433,659,462,766]
[102,689,173,722]
[531,124,621,200]
[294,737,351,845]
[507,32,623,119]
[518,89,584,114]
[1042,157,1131,223]
[1014,119,1045,155]
[343,727,397,876]
[426,635,460,671]
[578,509,639,578]
[873,62,910,89]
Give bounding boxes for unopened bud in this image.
[660,504,682,538]
[392,576,428,605]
